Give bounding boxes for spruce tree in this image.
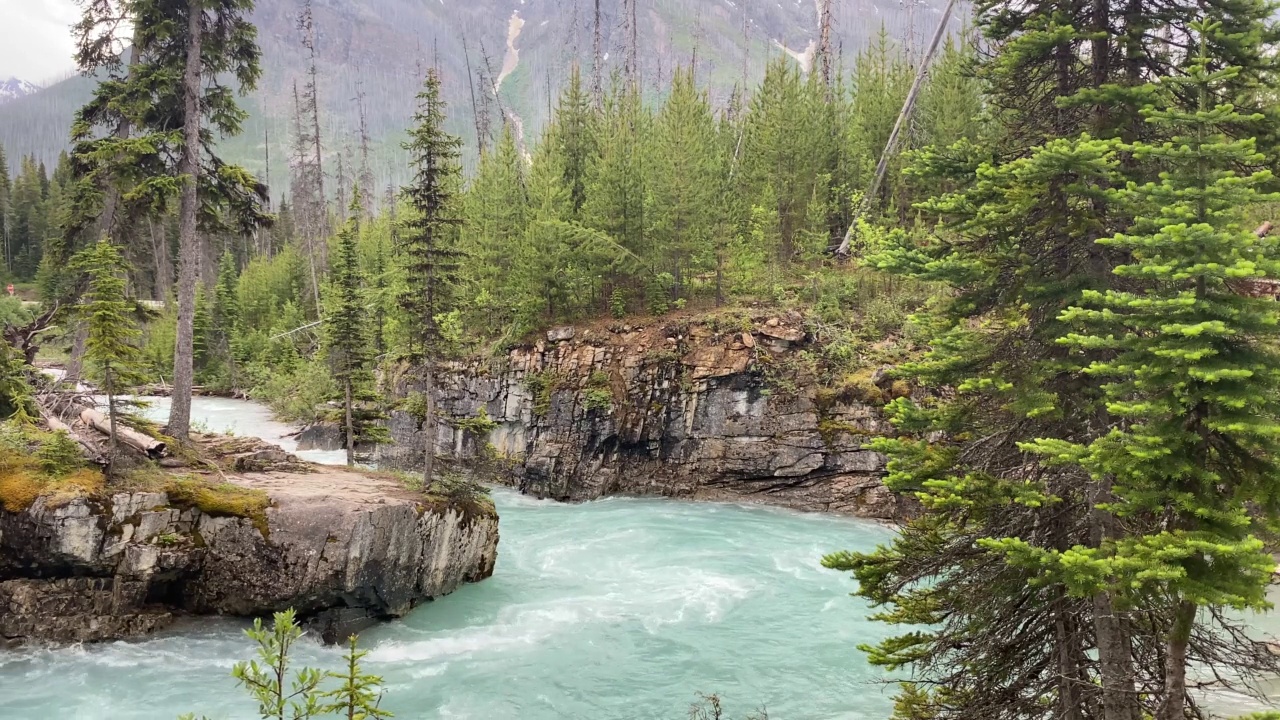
[823,1,1280,718]
[1017,25,1280,716]
[399,67,463,485]
[79,239,147,463]
[647,66,722,301]
[64,0,265,439]
[325,191,376,466]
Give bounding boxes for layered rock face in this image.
[0,468,498,645]
[379,312,902,518]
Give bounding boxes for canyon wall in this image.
[378,311,904,519]
[0,463,498,645]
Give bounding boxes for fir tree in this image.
[823,2,1280,719]
[399,67,464,485]
[79,239,147,463]
[1018,25,1280,717]
[325,191,376,466]
[646,66,722,301]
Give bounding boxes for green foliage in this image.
[582,371,614,413]
[36,431,85,476]
[429,470,491,505]
[454,408,499,437]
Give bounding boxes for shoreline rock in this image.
[377,311,909,520]
[0,450,499,646]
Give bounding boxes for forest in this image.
[2,0,1280,717]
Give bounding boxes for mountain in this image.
[0,77,41,105]
[0,0,951,188]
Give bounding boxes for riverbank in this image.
[0,400,499,647]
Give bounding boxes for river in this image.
[0,397,903,719]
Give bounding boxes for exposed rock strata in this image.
[378,311,905,519]
[0,462,498,645]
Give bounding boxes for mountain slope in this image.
[0,0,949,188]
[0,78,41,105]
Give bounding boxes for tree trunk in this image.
[343,376,355,466]
[1093,479,1139,720]
[168,0,204,440]
[149,218,173,301]
[1157,599,1196,720]
[105,366,118,465]
[423,361,436,486]
[64,323,88,385]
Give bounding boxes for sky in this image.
[0,0,82,83]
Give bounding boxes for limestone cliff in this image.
[0,454,498,646]
[378,310,904,519]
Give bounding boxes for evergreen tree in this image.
[581,83,648,309]
[646,66,722,301]
[461,123,527,325]
[0,143,9,278]
[325,191,376,466]
[550,64,597,217]
[399,67,464,485]
[79,239,147,463]
[1017,25,1280,717]
[823,2,1280,720]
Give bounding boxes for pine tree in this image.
[462,123,528,326]
[550,64,597,217]
[399,67,464,485]
[1018,24,1280,717]
[646,66,721,301]
[823,1,1280,718]
[79,239,147,463]
[325,191,376,466]
[0,143,9,278]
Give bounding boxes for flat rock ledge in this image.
[0,467,499,646]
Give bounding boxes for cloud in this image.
[0,0,82,82]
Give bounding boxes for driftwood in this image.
[46,414,107,465]
[79,407,167,459]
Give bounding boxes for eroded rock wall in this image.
[0,470,498,645]
[378,312,902,518]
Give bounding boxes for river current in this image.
[0,397,903,719]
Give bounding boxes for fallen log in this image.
[79,408,166,459]
[46,415,108,466]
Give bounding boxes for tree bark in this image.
[105,366,118,464]
[168,0,203,439]
[423,361,436,486]
[343,376,355,466]
[80,407,166,457]
[1157,599,1196,720]
[1092,478,1139,720]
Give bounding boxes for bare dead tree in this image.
[290,81,323,313]
[297,0,327,237]
[591,0,604,107]
[355,78,375,218]
[623,0,638,91]
[477,38,509,127]
[462,35,486,156]
[817,0,835,99]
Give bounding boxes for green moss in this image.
[0,423,105,513]
[818,419,868,448]
[164,477,271,538]
[525,370,569,417]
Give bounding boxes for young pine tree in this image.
[79,239,147,462]
[325,191,376,466]
[399,67,464,486]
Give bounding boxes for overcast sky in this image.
[0,0,82,83]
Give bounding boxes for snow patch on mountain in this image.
[0,77,41,105]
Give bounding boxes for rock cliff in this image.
[378,310,904,519]
[0,454,498,646]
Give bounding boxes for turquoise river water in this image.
[0,397,1278,718]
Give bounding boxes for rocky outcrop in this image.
[0,465,498,646]
[379,311,905,519]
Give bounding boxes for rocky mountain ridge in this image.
[1,0,950,178]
